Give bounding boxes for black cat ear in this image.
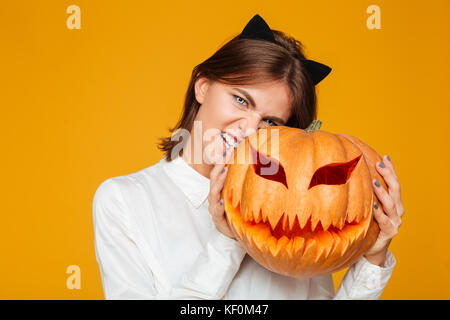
[238,14,332,86]
[301,59,332,85]
[238,14,276,43]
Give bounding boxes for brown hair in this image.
[157,30,318,161]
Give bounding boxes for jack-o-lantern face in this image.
[222,124,387,278]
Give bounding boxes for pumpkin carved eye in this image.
[249,142,288,189]
[308,154,362,189]
[249,142,362,190]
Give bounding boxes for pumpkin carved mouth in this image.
[225,194,372,262]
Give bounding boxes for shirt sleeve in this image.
[93,178,159,299]
[93,178,247,300]
[333,250,396,300]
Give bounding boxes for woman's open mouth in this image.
[220,132,240,154]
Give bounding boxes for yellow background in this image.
[1,0,449,299]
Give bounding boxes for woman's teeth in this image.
[221,132,239,149]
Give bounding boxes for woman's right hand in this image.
[207,148,236,240]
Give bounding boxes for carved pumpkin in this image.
[221,121,387,278]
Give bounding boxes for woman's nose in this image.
[237,114,261,138]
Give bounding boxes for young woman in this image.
[93,14,404,299]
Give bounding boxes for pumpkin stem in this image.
[305,119,322,133]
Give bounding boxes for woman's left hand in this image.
[363,155,405,266]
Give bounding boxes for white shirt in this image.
[93,155,396,300]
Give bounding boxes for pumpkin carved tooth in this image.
[274,236,290,258]
[254,209,263,223]
[320,217,332,232]
[253,228,270,251]
[268,213,283,231]
[249,209,256,223]
[328,232,341,257]
[292,237,305,256]
[310,216,320,232]
[335,231,350,257]
[298,209,311,229]
[319,231,335,260]
[346,210,356,224]
[331,217,338,228]
[356,222,368,241]
[363,207,369,220]
[262,210,268,223]
[288,214,297,231]
[244,207,252,222]
[285,238,295,258]
[302,238,316,258]
[234,221,244,239]
[314,237,328,263]
[281,213,289,231]
[361,218,372,239]
[355,207,363,223]
[335,215,346,230]
[242,226,253,248]
[267,236,278,256]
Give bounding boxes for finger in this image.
[210,161,225,183]
[209,196,224,218]
[373,201,400,236]
[223,146,235,165]
[372,201,390,227]
[375,159,402,204]
[373,190,402,229]
[372,178,398,220]
[375,157,404,218]
[213,200,233,232]
[208,148,234,210]
[210,167,228,202]
[213,206,235,238]
[384,155,405,217]
[382,154,398,180]
[213,198,225,217]
[210,148,234,181]
[397,202,405,218]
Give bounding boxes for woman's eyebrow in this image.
[264,115,286,125]
[232,87,287,125]
[233,88,257,108]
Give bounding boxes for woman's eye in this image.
[234,95,248,107]
[264,119,277,126]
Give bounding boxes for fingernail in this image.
[219,199,223,206]
[221,167,227,174]
[223,150,227,157]
[378,161,386,168]
[386,155,391,162]
[374,179,381,187]
[374,202,378,209]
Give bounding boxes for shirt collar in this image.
[161,155,210,209]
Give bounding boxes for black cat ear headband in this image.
[238,14,332,85]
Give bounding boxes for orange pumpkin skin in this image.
[221,125,387,278]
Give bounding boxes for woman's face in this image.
[189,76,293,169]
